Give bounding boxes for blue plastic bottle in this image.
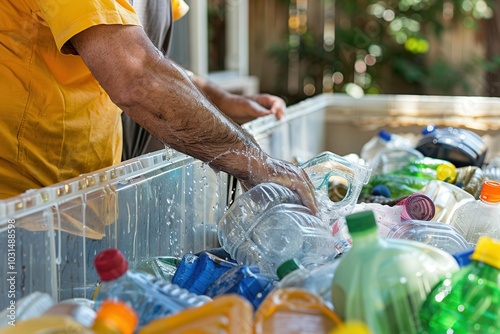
[93,249,211,328]
[171,251,237,295]
[205,265,274,310]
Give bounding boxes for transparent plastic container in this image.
[93,249,211,328]
[218,183,341,278]
[300,151,371,222]
[449,180,500,245]
[331,211,459,334]
[0,291,54,327]
[420,180,475,225]
[419,236,500,333]
[385,219,471,254]
[483,156,500,181]
[254,288,343,334]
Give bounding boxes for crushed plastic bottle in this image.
[360,130,414,167]
[133,256,181,282]
[218,183,341,278]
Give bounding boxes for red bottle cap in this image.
[94,249,129,282]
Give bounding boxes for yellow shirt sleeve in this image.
[35,0,141,52]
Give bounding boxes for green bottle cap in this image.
[277,258,304,280]
[345,211,377,234]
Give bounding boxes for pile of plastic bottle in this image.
[2,125,500,334]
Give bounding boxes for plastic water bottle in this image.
[449,180,500,245]
[360,130,414,166]
[205,265,274,310]
[419,236,500,333]
[331,211,459,334]
[171,252,237,294]
[483,156,500,181]
[254,288,344,334]
[218,183,341,279]
[276,258,342,310]
[93,249,211,328]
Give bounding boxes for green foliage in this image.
[270,0,496,100]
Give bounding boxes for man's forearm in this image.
[71,24,266,181]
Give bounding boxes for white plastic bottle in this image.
[449,180,500,245]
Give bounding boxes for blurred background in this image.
[170,0,500,105]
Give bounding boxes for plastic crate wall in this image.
[0,149,228,308]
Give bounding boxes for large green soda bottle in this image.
[419,236,500,333]
[392,157,457,183]
[331,211,459,334]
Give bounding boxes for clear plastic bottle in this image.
[276,258,342,310]
[419,236,500,333]
[360,130,414,166]
[331,211,459,334]
[93,249,211,328]
[218,183,341,278]
[449,180,500,245]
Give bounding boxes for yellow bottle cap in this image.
[480,180,500,203]
[436,164,456,183]
[92,300,138,334]
[470,236,500,269]
[328,321,373,334]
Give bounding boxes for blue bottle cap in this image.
[372,184,391,198]
[452,248,474,268]
[378,130,392,142]
[422,124,437,135]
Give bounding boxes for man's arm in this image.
[70,24,317,213]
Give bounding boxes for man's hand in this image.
[216,93,285,125]
[190,76,286,125]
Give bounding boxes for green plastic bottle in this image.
[419,236,500,333]
[331,211,459,334]
[392,157,457,183]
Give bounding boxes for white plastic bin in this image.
[2,93,500,310]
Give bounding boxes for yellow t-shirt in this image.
[0,0,141,199]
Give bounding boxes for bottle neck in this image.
[350,227,379,246]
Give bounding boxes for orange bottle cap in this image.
[93,300,138,334]
[480,180,500,203]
